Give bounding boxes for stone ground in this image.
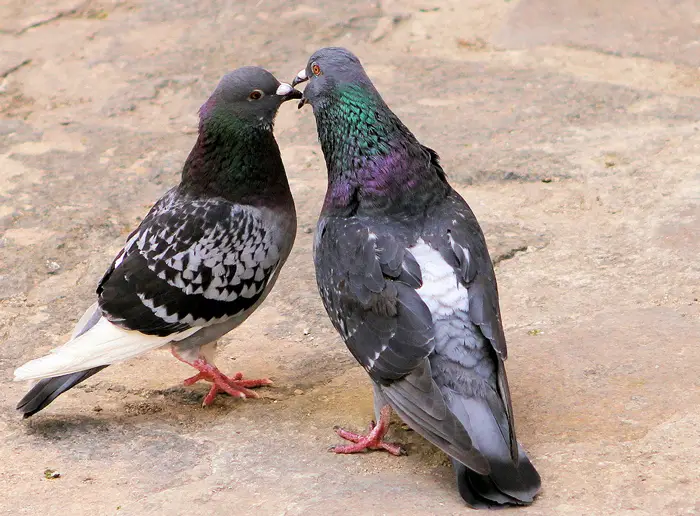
[1,0,699,514]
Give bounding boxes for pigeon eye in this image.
[248,90,264,100]
[311,64,322,76]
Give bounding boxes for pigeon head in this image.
[292,47,375,110]
[200,66,302,129]
[292,48,449,215]
[181,67,301,203]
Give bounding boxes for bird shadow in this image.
[20,413,112,442]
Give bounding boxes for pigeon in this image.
[293,48,541,508]
[14,67,302,417]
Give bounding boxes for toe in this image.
[335,427,363,442]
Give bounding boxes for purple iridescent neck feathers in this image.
[313,83,448,216]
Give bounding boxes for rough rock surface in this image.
[1,1,698,514]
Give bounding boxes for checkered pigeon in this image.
[15,67,302,417]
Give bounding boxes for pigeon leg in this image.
[330,406,406,456]
[171,349,272,406]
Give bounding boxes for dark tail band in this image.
[16,366,108,418]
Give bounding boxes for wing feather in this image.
[98,189,281,336]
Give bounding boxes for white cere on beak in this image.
[296,69,307,82]
[276,83,294,96]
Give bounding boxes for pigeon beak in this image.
[291,69,310,109]
[276,83,303,102]
[291,68,308,88]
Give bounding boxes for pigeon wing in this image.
[315,217,489,473]
[98,190,282,336]
[424,191,518,460]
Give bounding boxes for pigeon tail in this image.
[16,302,108,418]
[447,394,541,508]
[16,366,108,418]
[14,318,198,382]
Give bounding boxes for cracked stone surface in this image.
[0,0,698,514]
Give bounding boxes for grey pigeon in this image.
[293,48,541,508]
[15,67,302,417]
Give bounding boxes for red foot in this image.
[172,351,272,406]
[330,406,406,456]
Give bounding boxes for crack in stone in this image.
[15,7,82,35]
[492,245,529,265]
[0,58,31,79]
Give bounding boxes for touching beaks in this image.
[276,82,303,101]
[291,68,308,87]
[291,69,310,109]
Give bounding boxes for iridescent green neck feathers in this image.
[314,83,447,215]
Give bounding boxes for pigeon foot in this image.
[172,351,272,406]
[330,406,406,456]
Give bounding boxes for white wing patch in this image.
[408,238,469,320]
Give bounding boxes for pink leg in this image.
[171,350,272,406]
[331,406,406,456]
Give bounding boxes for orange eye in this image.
[249,90,263,100]
[311,63,321,76]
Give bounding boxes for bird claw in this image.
[330,406,406,457]
[173,353,272,406]
[330,428,406,456]
[189,371,272,406]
